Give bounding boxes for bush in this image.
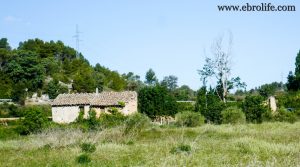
[175,111,205,127]
[99,112,127,128]
[18,105,51,118]
[277,91,300,110]
[138,85,178,118]
[76,142,96,164]
[80,142,96,153]
[86,109,99,130]
[76,153,91,164]
[221,107,246,124]
[177,102,195,112]
[195,87,225,124]
[17,106,48,135]
[108,107,119,115]
[274,108,297,123]
[0,103,21,118]
[261,109,275,122]
[170,143,191,154]
[76,110,84,123]
[118,101,125,108]
[295,109,300,119]
[75,109,100,131]
[34,105,52,117]
[124,113,150,135]
[243,95,267,123]
[0,126,19,140]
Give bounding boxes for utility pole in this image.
[280,72,284,91]
[73,24,82,58]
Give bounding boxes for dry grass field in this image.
[0,122,299,167]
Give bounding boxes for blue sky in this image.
[1,0,300,90]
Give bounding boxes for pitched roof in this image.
[51,91,137,106]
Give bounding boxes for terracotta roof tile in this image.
[51,91,137,106]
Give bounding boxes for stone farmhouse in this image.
[51,91,137,123]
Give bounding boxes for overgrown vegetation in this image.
[76,153,91,164]
[80,142,96,153]
[170,143,192,154]
[0,122,299,166]
[138,84,178,118]
[221,106,246,124]
[0,126,19,140]
[124,113,150,135]
[242,95,267,123]
[0,103,20,118]
[175,111,205,127]
[98,112,127,128]
[195,87,225,124]
[17,106,48,135]
[274,108,297,123]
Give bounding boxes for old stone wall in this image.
[93,107,110,118]
[52,99,137,123]
[268,96,277,112]
[120,100,138,115]
[52,106,79,123]
[83,105,90,119]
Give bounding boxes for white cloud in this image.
[3,15,31,26]
[3,15,22,23]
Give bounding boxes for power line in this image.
[280,72,284,91]
[73,24,82,58]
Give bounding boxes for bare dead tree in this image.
[198,31,233,103]
[212,32,232,103]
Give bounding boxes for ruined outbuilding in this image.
[51,91,137,123]
[268,96,277,112]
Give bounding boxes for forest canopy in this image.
[0,38,134,103]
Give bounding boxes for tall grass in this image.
[0,122,299,166]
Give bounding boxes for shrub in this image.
[76,110,84,123]
[87,109,99,130]
[33,105,52,117]
[80,142,96,153]
[295,109,300,119]
[99,112,127,128]
[274,108,297,123]
[118,101,125,108]
[177,102,195,112]
[124,113,150,135]
[108,107,119,115]
[76,153,91,164]
[195,87,225,124]
[262,110,274,122]
[138,85,178,118]
[221,107,246,124]
[277,91,300,110]
[0,103,21,118]
[175,111,205,127]
[75,109,100,131]
[243,95,267,123]
[0,126,19,140]
[17,106,48,135]
[125,140,134,145]
[170,144,191,154]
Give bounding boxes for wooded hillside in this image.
[0,38,137,103]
